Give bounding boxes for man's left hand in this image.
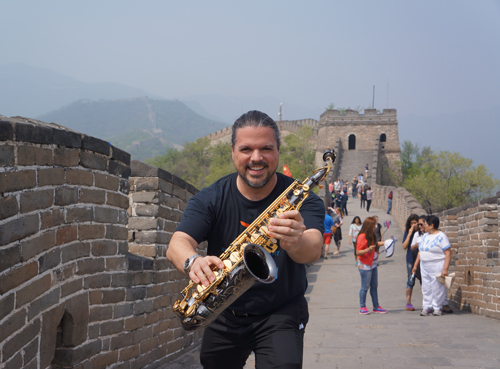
[267,210,306,251]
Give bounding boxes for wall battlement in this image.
[0,116,201,369]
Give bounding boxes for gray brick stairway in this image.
[336,150,375,183]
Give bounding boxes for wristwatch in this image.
[183,254,201,274]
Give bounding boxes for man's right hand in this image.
[189,255,224,286]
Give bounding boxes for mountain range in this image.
[1,63,498,180]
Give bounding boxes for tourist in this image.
[365,164,369,179]
[341,191,349,216]
[366,186,374,213]
[373,215,383,242]
[387,191,393,214]
[402,214,422,311]
[332,207,343,255]
[412,215,452,316]
[356,217,388,314]
[352,177,358,199]
[349,216,362,265]
[322,209,334,259]
[359,185,366,209]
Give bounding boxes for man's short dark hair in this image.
[231,110,281,149]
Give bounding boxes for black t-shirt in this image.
[175,172,324,315]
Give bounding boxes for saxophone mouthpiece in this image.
[323,148,336,163]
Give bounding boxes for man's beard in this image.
[238,162,276,189]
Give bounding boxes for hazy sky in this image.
[2,0,499,117]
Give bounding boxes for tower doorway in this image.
[348,134,356,150]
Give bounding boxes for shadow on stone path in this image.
[164,205,500,368]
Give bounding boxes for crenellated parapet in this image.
[0,116,202,369]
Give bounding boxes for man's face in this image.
[231,125,279,189]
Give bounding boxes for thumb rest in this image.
[172,149,336,331]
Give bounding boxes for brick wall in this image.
[436,194,500,319]
[0,116,203,369]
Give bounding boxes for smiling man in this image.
[167,110,324,369]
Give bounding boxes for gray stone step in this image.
[336,150,374,184]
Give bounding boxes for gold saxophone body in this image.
[172,149,336,331]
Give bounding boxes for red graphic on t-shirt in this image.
[240,221,250,228]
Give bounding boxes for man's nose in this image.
[250,149,263,162]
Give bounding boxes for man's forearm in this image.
[286,229,322,264]
[166,231,199,273]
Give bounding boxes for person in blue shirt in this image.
[322,209,334,259]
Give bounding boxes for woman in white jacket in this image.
[412,215,451,316]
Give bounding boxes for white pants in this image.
[420,259,447,310]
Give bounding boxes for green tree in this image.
[279,125,316,181]
[401,147,499,213]
[205,142,234,186]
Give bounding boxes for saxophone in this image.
[172,149,336,331]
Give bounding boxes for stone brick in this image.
[20,189,54,213]
[21,231,55,261]
[0,293,15,321]
[79,188,106,204]
[80,151,108,171]
[75,258,104,277]
[78,224,105,240]
[94,206,119,223]
[107,191,129,209]
[128,218,159,230]
[109,160,131,178]
[111,273,133,288]
[0,244,21,274]
[52,127,81,148]
[82,135,110,155]
[55,186,79,206]
[1,318,40,363]
[17,146,53,165]
[38,248,61,273]
[0,308,27,342]
[53,147,80,167]
[66,206,94,223]
[56,225,78,246]
[110,332,134,350]
[105,224,128,241]
[0,120,14,140]
[99,320,124,336]
[27,288,60,320]
[0,261,38,294]
[92,350,119,369]
[91,240,117,256]
[126,287,147,301]
[0,170,36,193]
[105,256,127,271]
[84,274,111,289]
[119,344,140,361]
[66,169,94,186]
[61,242,91,263]
[131,192,160,204]
[38,168,65,187]
[0,144,15,166]
[15,274,51,308]
[40,208,65,230]
[134,178,159,191]
[61,278,83,298]
[114,303,134,318]
[89,306,113,322]
[124,315,146,332]
[15,123,52,144]
[22,336,39,365]
[133,272,153,286]
[95,172,119,191]
[102,289,126,304]
[0,196,18,221]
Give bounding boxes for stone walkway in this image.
[165,205,500,368]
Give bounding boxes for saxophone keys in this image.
[229,252,240,263]
[197,284,207,293]
[223,259,233,269]
[303,184,310,192]
[260,225,269,234]
[185,303,197,317]
[270,237,277,244]
[294,189,301,196]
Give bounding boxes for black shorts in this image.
[200,296,309,369]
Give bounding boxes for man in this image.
[341,191,348,216]
[322,209,334,259]
[166,110,324,369]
